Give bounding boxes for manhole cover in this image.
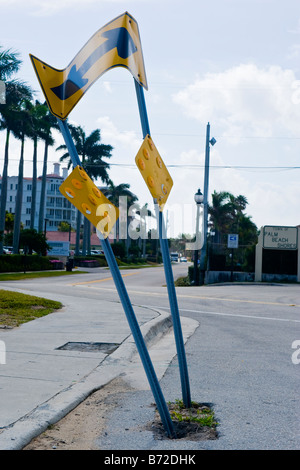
[56,342,120,354]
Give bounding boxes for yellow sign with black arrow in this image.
[30,11,147,120]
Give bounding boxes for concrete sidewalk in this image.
[0,283,198,450]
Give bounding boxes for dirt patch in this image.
[23,381,218,450]
[147,401,218,441]
[23,377,132,450]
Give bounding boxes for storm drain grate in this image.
[56,342,120,354]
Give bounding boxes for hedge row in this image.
[74,255,107,268]
[0,254,55,273]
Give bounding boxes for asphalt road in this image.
[85,263,300,450]
[1,262,299,450]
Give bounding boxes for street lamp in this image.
[199,122,216,285]
[194,188,203,286]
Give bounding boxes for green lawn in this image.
[0,289,63,327]
[0,270,86,281]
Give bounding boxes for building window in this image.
[27,196,31,202]
[27,184,32,190]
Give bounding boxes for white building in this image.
[0,163,77,231]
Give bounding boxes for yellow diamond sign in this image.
[59,166,119,238]
[135,135,173,210]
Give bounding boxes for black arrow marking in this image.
[51,27,137,100]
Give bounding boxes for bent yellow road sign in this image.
[59,166,119,238]
[135,135,173,210]
[30,11,147,120]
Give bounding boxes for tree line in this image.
[0,46,139,255]
[170,191,258,272]
[0,46,257,265]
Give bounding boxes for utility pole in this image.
[199,122,216,284]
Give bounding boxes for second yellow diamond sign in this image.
[59,166,119,238]
[135,135,173,210]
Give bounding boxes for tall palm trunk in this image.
[0,128,10,254]
[38,140,48,233]
[82,218,88,256]
[81,219,91,256]
[81,154,91,255]
[30,136,37,229]
[87,221,91,253]
[13,133,24,253]
[75,210,81,255]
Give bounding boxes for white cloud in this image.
[174,147,248,203]
[96,116,140,152]
[287,44,300,60]
[248,179,300,227]
[173,63,300,142]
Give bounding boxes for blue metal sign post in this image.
[57,118,176,438]
[31,11,176,438]
[134,80,192,408]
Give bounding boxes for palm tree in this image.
[11,96,34,253]
[208,190,257,270]
[0,82,33,253]
[0,47,22,254]
[208,190,233,244]
[102,181,138,207]
[57,125,113,255]
[0,47,21,79]
[27,100,47,230]
[38,106,57,233]
[134,202,153,257]
[102,181,138,244]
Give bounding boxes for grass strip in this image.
[0,271,86,281]
[0,289,62,327]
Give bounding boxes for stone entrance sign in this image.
[255,226,300,282]
[263,226,297,250]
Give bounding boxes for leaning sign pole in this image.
[134,81,192,408]
[57,119,176,438]
[31,12,176,438]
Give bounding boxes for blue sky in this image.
[1,0,300,237]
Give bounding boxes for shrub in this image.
[0,255,53,273]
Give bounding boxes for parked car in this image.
[91,250,104,255]
[3,246,13,254]
[180,257,187,262]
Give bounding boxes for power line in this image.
[2,128,300,140]
[1,159,299,172]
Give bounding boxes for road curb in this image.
[0,309,172,450]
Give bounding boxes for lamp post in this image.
[199,122,216,285]
[194,188,203,285]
